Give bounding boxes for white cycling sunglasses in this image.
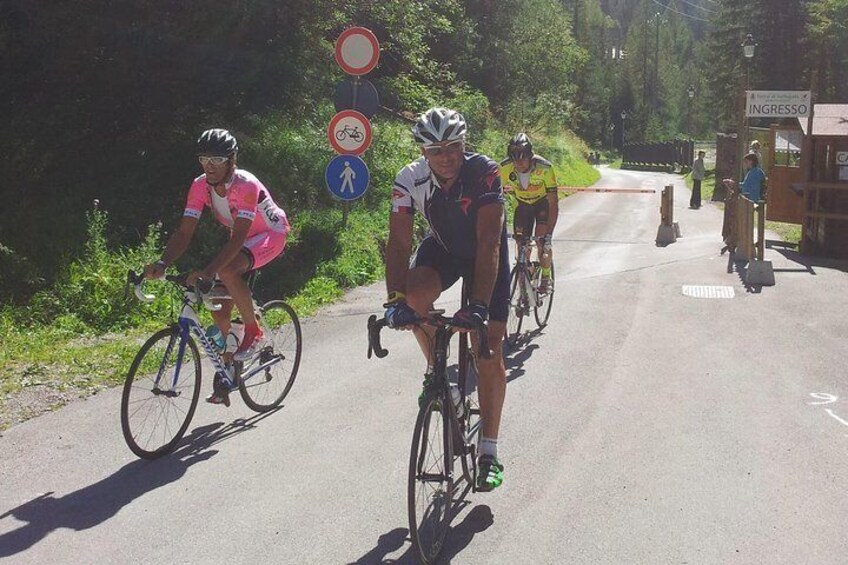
[198,155,229,166]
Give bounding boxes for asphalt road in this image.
[2,166,848,564]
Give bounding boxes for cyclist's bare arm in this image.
[471,203,504,305]
[547,191,559,233]
[144,216,199,278]
[386,212,414,296]
[204,217,252,277]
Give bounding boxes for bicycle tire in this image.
[456,333,481,486]
[121,326,201,459]
[505,266,524,347]
[534,262,555,328]
[238,300,302,412]
[408,393,454,565]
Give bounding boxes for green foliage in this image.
[26,206,174,333]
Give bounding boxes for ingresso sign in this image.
[746,91,811,118]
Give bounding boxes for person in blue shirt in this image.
[723,152,766,202]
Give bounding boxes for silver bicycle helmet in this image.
[411,107,467,147]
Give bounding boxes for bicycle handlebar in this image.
[127,270,222,311]
[366,313,493,361]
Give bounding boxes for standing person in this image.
[750,140,762,163]
[384,107,509,491]
[500,133,559,294]
[723,152,766,202]
[143,129,291,405]
[690,150,706,209]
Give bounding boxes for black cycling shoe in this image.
[205,372,232,407]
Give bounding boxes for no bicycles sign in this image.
[328,109,372,155]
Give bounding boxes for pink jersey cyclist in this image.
[184,168,290,269]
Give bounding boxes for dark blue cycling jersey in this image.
[391,152,505,260]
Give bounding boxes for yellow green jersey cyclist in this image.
[499,133,558,293]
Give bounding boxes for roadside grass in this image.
[607,158,622,169]
[765,221,802,247]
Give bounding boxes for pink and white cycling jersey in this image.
[183,169,290,237]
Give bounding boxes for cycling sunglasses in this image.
[424,140,464,157]
[198,155,230,166]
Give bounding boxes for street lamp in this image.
[687,85,695,139]
[741,33,756,174]
[620,110,627,150]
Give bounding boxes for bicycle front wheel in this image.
[409,393,454,565]
[121,326,201,459]
[505,266,524,348]
[534,262,555,328]
[238,300,302,412]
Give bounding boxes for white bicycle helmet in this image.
[411,107,467,147]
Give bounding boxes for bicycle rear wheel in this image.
[239,300,302,412]
[534,262,555,328]
[121,326,201,459]
[409,393,454,565]
[505,266,524,348]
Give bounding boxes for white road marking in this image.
[808,393,838,405]
[825,409,848,428]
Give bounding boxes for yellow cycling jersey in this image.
[499,155,558,204]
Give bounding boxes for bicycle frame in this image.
[514,237,542,309]
[151,287,284,393]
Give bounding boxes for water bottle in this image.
[205,325,225,351]
[225,321,245,354]
[448,384,465,418]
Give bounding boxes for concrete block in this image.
[673,222,681,238]
[745,259,775,286]
[656,224,677,246]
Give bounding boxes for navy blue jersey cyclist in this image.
[384,107,508,491]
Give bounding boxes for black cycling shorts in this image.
[513,198,550,237]
[410,234,510,322]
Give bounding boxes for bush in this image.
[27,205,174,332]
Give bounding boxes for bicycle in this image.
[121,270,302,459]
[335,124,364,142]
[367,289,492,565]
[506,235,555,347]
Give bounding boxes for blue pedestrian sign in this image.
[325,155,369,201]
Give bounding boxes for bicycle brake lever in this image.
[367,315,389,359]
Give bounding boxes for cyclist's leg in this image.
[471,235,509,442]
[468,235,509,489]
[221,231,287,326]
[407,237,460,364]
[217,252,256,324]
[513,202,534,254]
[533,198,553,276]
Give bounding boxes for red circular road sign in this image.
[335,27,380,76]
[328,110,372,155]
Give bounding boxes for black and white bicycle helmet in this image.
[197,128,238,156]
[507,133,533,161]
[411,107,467,147]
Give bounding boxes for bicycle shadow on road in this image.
[0,409,278,559]
[349,505,494,564]
[505,341,541,384]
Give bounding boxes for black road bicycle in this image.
[506,235,555,346]
[367,293,492,564]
